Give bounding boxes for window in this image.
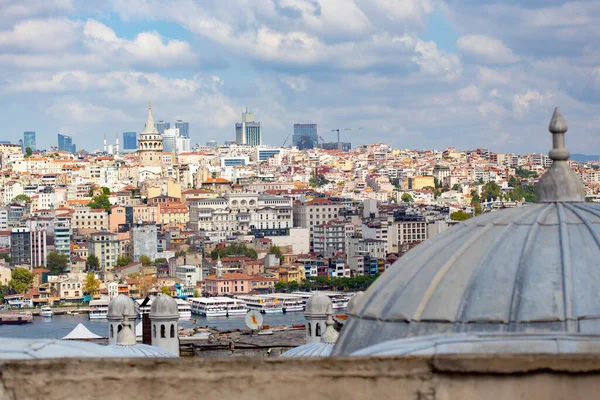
[170,324,175,338]
[110,325,114,338]
[308,323,312,336]
[316,323,321,336]
[161,324,166,338]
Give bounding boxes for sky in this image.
[1,0,599,155]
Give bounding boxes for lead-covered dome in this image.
[305,293,332,316]
[333,108,600,356]
[150,294,178,319]
[107,294,137,320]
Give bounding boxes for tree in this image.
[175,250,187,258]
[46,251,69,275]
[12,194,31,204]
[9,268,34,294]
[116,255,133,267]
[474,203,482,216]
[481,181,501,202]
[25,147,33,157]
[450,210,471,221]
[268,246,284,263]
[0,285,9,301]
[274,281,287,292]
[193,289,200,297]
[88,194,111,213]
[309,174,329,188]
[83,272,100,295]
[452,183,460,191]
[154,257,168,267]
[139,255,153,266]
[0,253,11,264]
[515,166,538,179]
[161,286,171,295]
[86,254,100,271]
[101,187,111,196]
[401,193,413,203]
[210,243,258,260]
[287,281,299,292]
[470,190,480,205]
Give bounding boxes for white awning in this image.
[62,323,103,340]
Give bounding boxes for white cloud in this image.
[457,35,520,65]
[476,66,510,85]
[457,84,481,103]
[281,75,308,91]
[513,90,543,116]
[0,18,79,51]
[478,102,506,117]
[46,101,136,124]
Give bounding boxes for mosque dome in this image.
[149,294,179,319]
[346,292,365,314]
[107,294,137,320]
[305,292,332,316]
[333,108,600,356]
[281,342,335,358]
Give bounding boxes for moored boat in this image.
[41,307,53,317]
[88,298,109,319]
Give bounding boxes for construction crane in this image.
[331,127,364,151]
[282,133,291,147]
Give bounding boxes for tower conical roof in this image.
[142,101,159,135]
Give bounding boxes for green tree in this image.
[480,181,501,202]
[9,268,34,294]
[12,194,31,204]
[83,272,100,295]
[88,194,111,213]
[116,255,133,267]
[101,187,111,196]
[210,243,258,260]
[470,189,480,205]
[452,183,460,191]
[25,147,33,157]
[193,289,200,297]
[450,210,472,221]
[309,174,329,188]
[274,281,287,292]
[154,257,168,267]
[515,166,538,179]
[175,250,187,257]
[287,281,299,292]
[0,253,11,264]
[268,246,284,263]
[86,254,100,271]
[401,193,413,203]
[474,203,482,216]
[139,255,153,266]
[46,251,69,275]
[0,285,9,301]
[161,286,171,295]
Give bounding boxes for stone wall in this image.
[2,354,600,400]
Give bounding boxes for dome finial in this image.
[321,304,339,344]
[148,100,152,110]
[536,107,585,202]
[116,313,136,346]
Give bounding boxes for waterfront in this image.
[0,313,307,339]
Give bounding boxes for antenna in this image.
[245,310,263,332]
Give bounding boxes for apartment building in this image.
[88,232,119,271]
[313,222,348,256]
[293,198,343,251]
[72,207,109,231]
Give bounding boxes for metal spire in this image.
[536,107,585,202]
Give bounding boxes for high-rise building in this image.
[138,102,163,168]
[175,120,189,138]
[57,133,75,153]
[122,132,137,151]
[292,124,318,150]
[235,108,261,146]
[162,128,178,153]
[156,120,170,134]
[23,131,36,152]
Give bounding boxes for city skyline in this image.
[0,1,599,155]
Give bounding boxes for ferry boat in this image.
[290,291,350,309]
[41,307,53,317]
[188,297,248,317]
[263,294,304,312]
[88,298,110,319]
[235,295,284,314]
[135,297,192,319]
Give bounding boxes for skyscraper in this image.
[57,133,75,153]
[156,120,170,134]
[23,131,36,152]
[235,108,261,146]
[122,132,137,151]
[292,124,318,150]
[175,120,189,138]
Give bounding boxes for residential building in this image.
[313,222,347,256]
[72,207,109,231]
[235,108,261,146]
[88,232,119,272]
[131,222,158,262]
[387,210,429,253]
[204,273,253,295]
[346,238,386,262]
[10,228,31,266]
[293,198,343,251]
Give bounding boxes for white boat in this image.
[41,307,53,317]
[290,291,350,309]
[188,297,247,317]
[135,297,192,320]
[263,294,305,312]
[88,298,110,319]
[235,295,284,314]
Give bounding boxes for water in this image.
[0,313,307,339]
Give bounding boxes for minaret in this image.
[103,134,107,153]
[115,132,119,155]
[217,255,223,279]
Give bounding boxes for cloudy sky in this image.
[1,0,599,154]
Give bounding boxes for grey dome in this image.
[107,295,137,320]
[281,342,334,358]
[111,344,178,358]
[150,294,178,319]
[333,202,600,355]
[352,333,600,357]
[346,292,365,314]
[305,293,332,316]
